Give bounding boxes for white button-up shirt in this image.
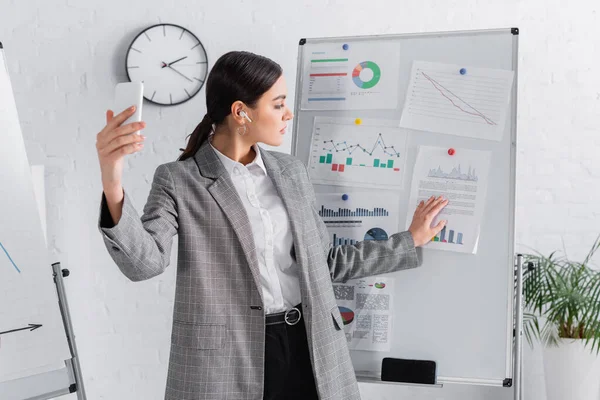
[210,142,301,314]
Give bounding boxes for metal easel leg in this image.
[514,254,524,400]
[52,262,86,400]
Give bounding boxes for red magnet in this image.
[448,148,455,156]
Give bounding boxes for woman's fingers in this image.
[97,121,145,149]
[426,197,448,218]
[100,131,145,156]
[430,219,447,236]
[112,122,146,138]
[107,106,137,131]
[423,196,445,215]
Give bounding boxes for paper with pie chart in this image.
[405,146,492,254]
[399,61,514,141]
[315,192,400,250]
[333,276,395,352]
[308,118,408,189]
[300,41,400,110]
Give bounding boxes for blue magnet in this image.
[342,194,349,201]
[342,44,349,50]
[460,68,467,75]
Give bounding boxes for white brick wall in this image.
[2,0,599,399]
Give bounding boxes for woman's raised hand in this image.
[407,196,449,247]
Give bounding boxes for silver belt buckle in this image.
[284,307,301,326]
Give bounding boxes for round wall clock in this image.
[125,23,208,106]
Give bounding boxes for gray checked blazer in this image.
[98,141,420,400]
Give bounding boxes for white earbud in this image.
[239,110,252,123]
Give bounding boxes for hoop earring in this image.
[236,125,247,136]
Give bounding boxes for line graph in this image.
[420,71,496,125]
[428,164,478,182]
[309,122,407,188]
[321,133,401,158]
[399,61,514,141]
[0,241,21,273]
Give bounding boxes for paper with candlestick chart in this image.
[405,146,491,254]
[308,118,408,190]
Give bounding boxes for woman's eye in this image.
[275,104,285,110]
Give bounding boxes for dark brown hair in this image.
[178,51,283,161]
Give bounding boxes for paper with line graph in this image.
[405,146,491,254]
[399,61,514,141]
[308,118,408,189]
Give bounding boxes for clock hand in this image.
[168,65,193,83]
[161,57,188,68]
[168,56,187,67]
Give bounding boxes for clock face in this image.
[125,23,208,106]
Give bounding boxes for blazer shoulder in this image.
[264,150,305,172]
[156,158,197,178]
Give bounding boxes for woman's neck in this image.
[210,130,256,166]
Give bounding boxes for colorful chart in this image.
[352,61,381,89]
[318,132,402,174]
[338,306,355,325]
[374,282,386,289]
[432,226,464,245]
[364,227,388,241]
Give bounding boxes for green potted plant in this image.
[523,235,600,400]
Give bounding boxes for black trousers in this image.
[263,317,319,400]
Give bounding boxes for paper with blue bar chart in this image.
[406,146,491,254]
[315,192,400,252]
[308,118,408,189]
[399,61,514,141]
[333,276,395,352]
[300,41,400,110]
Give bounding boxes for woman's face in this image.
[246,75,294,147]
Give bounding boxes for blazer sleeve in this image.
[97,164,179,282]
[301,162,421,283]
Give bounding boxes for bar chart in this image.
[319,205,390,218]
[432,226,464,245]
[317,192,400,249]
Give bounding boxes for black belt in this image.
[265,304,302,326]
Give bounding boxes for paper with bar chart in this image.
[333,276,395,351]
[308,120,408,189]
[315,192,400,251]
[301,41,400,110]
[405,146,491,254]
[399,61,514,141]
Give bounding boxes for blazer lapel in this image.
[260,149,307,268]
[193,142,264,304]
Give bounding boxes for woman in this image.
[96,51,448,400]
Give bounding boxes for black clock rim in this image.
[124,23,208,106]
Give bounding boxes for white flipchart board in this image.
[292,29,518,386]
[0,42,75,399]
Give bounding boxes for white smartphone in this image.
[114,82,144,134]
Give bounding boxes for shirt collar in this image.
[209,139,267,176]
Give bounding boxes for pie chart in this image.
[352,61,381,89]
[338,306,355,325]
[364,227,388,241]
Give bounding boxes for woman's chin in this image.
[261,136,284,147]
